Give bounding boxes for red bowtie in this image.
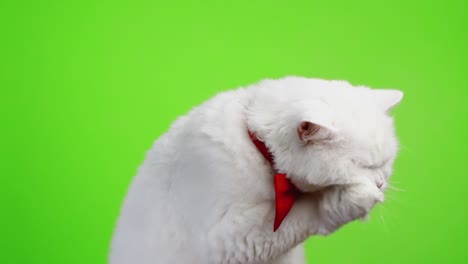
[248,131,301,232]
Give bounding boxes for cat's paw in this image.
[345,181,384,218]
[315,181,383,235]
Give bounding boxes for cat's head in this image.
[247,77,403,194]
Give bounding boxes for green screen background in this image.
[2,1,467,263]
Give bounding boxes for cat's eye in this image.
[351,159,388,170]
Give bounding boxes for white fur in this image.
[109,76,403,264]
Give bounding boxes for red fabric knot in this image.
[248,131,301,232]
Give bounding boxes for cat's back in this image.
[110,87,252,263]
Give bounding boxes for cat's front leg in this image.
[314,180,383,235]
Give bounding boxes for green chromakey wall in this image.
[1,1,467,263]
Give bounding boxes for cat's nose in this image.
[376,181,384,189]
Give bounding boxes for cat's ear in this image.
[373,89,404,112]
[297,121,335,144]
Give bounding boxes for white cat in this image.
[109,76,403,264]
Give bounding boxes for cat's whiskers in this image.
[387,184,406,192]
[398,143,411,153]
[384,190,401,205]
[379,213,390,234]
[379,204,390,234]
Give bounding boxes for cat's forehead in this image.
[274,78,375,104]
[253,76,398,142]
[317,87,396,152]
